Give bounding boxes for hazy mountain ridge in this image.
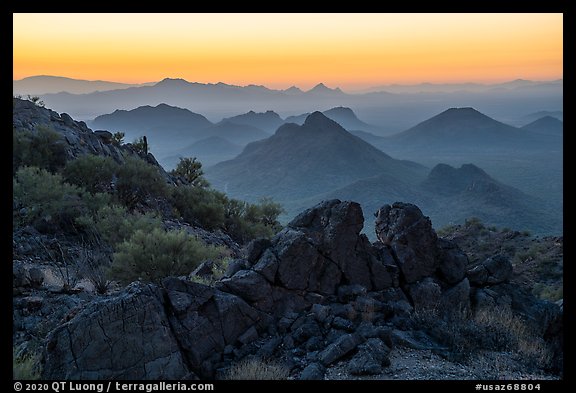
[205,112,560,236]
[13,75,153,95]
[205,112,427,201]
[17,76,562,131]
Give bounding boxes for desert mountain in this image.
[285,107,381,133]
[387,107,530,149]
[219,110,284,133]
[13,75,151,95]
[92,103,213,135]
[205,112,427,201]
[91,104,270,168]
[521,116,563,136]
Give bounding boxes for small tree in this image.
[111,132,125,146]
[108,228,226,284]
[171,157,209,187]
[26,95,45,108]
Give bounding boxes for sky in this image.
[13,13,563,90]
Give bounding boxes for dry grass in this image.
[13,348,40,380]
[224,358,290,380]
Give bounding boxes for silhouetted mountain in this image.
[420,163,557,233]
[13,75,150,95]
[284,107,380,133]
[220,110,284,133]
[306,83,345,96]
[205,112,426,202]
[521,116,563,136]
[520,110,563,125]
[162,136,243,170]
[365,79,563,94]
[282,86,304,95]
[92,103,213,135]
[387,107,535,149]
[316,163,559,236]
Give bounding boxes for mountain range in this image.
[204,112,559,236]
[14,76,562,133]
[13,75,153,95]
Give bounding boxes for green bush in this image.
[109,228,226,284]
[170,157,209,187]
[63,155,119,194]
[171,186,226,230]
[13,166,110,231]
[76,205,162,247]
[13,126,66,173]
[224,197,284,243]
[115,157,168,209]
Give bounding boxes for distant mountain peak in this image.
[156,78,190,87]
[304,111,338,127]
[307,83,343,94]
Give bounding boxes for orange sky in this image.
[13,13,563,90]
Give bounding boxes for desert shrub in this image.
[109,228,226,284]
[114,157,168,209]
[171,186,226,230]
[224,358,290,380]
[171,157,209,187]
[132,136,148,155]
[464,217,484,231]
[13,126,66,173]
[13,347,40,380]
[63,155,119,194]
[13,166,110,232]
[76,205,162,247]
[224,197,284,243]
[73,240,114,295]
[111,132,125,146]
[415,306,552,368]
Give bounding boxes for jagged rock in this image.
[224,259,247,278]
[42,283,190,379]
[318,333,363,366]
[331,316,355,332]
[219,270,273,312]
[467,255,513,285]
[310,304,331,323]
[338,284,367,302]
[408,278,442,311]
[348,338,390,375]
[299,362,326,380]
[245,238,272,264]
[436,238,467,284]
[94,130,113,144]
[375,203,438,283]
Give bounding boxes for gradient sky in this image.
[13,13,563,90]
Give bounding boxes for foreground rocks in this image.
[40,200,563,379]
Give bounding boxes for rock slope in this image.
[41,200,562,379]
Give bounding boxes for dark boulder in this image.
[467,255,513,286]
[375,203,438,283]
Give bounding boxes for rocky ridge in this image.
[38,200,562,379]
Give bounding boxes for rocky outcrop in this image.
[41,200,563,379]
[13,98,171,181]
